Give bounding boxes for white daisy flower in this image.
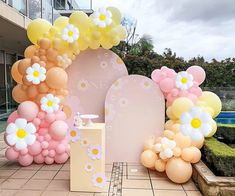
[40,94,60,114]
[154,137,176,160]
[66,127,80,142]
[105,103,115,122]
[88,144,102,160]
[92,172,107,188]
[62,24,79,43]
[57,54,72,69]
[85,162,94,172]
[80,138,90,147]
[175,71,194,90]
[26,63,46,85]
[6,118,36,150]
[93,8,112,28]
[180,107,213,141]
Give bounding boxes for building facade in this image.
[0,0,92,119]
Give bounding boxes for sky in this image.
[93,0,235,61]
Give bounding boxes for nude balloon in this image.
[181,148,194,162]
[155,159,166,172]
[24,45,37,58]
[12,84,28,103]
[17,101,39,121]
[11,60,23,84]
[174,132,191,149]
[46,67,68,89]
[140,150,158,168]
[49,120,68,140]
[190,147,201,163]
[187,66,206,85]
[166,157,192,183]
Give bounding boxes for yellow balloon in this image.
[89,41,100,49]
[206,120,217,137]
[54,16,69,30]
[198,91,222,118]
[107,7,122,24]
[27,19,52,44]
[166,106,177,120]
[116,25,127,40]
[69,11,89,30]
[172,97,194,118]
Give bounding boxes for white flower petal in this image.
[24,134,36,145]
[190,107,202,118]
[6,123,18,134]
[6,134,17,145]
[15,118,27,129]
[164,148,173,158]
[32,63,40,69]
[40,97,48,104]
[26,67,33,74]
[201,112,212,123]
[190,131,203,141]
[180,112,192,124]
[201,124,212,136]
[25,123,36,134]
[47,94,53,100]
[168,140,176,149]
[26,75,33,82]
[15,140,27,150]
[180,124,192,136]
[155,144,161,152]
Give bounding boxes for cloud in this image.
[93,0,235,61]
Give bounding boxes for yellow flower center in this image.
[191,118,201,128]
[114,80,119,86]
[47,100,53,107]
[116,57,123,64]
[80,83,86,88]
[68,31,73,36]
[144,82,149,87]
[16,129,26,138]
[33,71,39,77]
[92,149,99,155]
[181,77,188,84]
[87,165,91,169]
[70,130,77,137]
[96,177,103,183]
[83,140,87,144]
[99,14,106,21]
[160,144,167,151]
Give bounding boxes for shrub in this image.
[201,137,235,176]
[215,125,235,144]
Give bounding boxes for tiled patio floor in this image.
[0,132,202,196]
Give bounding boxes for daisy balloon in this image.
[26,63,46,85]
[175,71,194,90]
[62,24,79,43]
[40,94,60,113]
[6,118,36,150]
[154,137,176,160]
[93,8,112,28]
[180,107,213,141]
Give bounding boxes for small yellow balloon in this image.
[172,97,194,118]
[166,106,177,120]
[54,16,69,30]
[107,7,122,24]
[69,11,89,30]
[198,91,222,118]
[206,120,217,137]
[27,19,52,44]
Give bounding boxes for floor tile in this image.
[22,179,51,190]
[15,190,42,196]
[69,192,94,196]
[127,165,148,176]
[41,190,69,196]
[122,188,153,196]
[32,170,58,180]
[152,179,183,190]
[126,175,150,180]
[149,170,167,180]
[182,179,198,191]
[46,179,70,191]
[54,171,70,180]
[0,178,6,184]
[21,164,43,171]
[105,164,113,172]
[186,191,203,196]
[10,169,37,179]
[122,179,151,189]
[154,190,186,196]
[40,164,63,171]
[0,169,17,178]
[0,189,17,196]
[94,193,108,196]
[0,161,21,170]
[1,179,28,189]
[60,164,70,171]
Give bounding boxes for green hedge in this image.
[215,125,235,144]
[201,138,235,176]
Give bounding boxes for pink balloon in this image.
[20,148,28,155]
[45,113,56,123]
[17,101,39,121]
[48,140,59,150]
[187,94,198,103]
[55,153,69,164]
[7,111,19,123]
[45,156,54,164]
[49,120,68,140]
[38,128,48,135]
[18,154,33,166]
[44,134,51,141]
[38,136,44,142]
[34,154,45,164]
[5,147,19,160]
[187,66,206,85]
[189,87,202,97]
[33,118,41,126]
[37,112,46,120]
[28,141,42,156]
[39,119,50,128]
[55,144,66,154]
[55,111,67,121]
[42,149,49,157]
[41,141,49,149]
[49,150,56,158]
[159,78,175,92]
[151,69,162,82]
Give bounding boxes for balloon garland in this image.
[141,66,222,183]
[5,7,126,166]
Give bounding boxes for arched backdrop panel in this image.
[64,48,128,124]
[105,75,165,163]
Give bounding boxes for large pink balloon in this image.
[5,147,19,160]
[28,141,42,156]
[17,101,39,121]
[18,154,33,166]
[159,78,175,93]
[7,111,19,123]
[49,120,68,140]
[187,66,206,85]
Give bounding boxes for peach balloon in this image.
[174,132,191,149]
[143,137,155,150]
[24,45,37,58]
[31,56,40,63]
[18,58,31,75]
[46,48,58,62]
[181,148,194,162]
[17,101,39,121]
[140,150,158,168]
[39,38,51,49]
[163,130,174,140]
[190,147,201,163]
[155,159,166,172]
[12,84,28,103]
[11,60,23,84]
[170,123,180,133]
[166,157,192,183]
[191,137,204,149]
[164,120,175,130]
[38,82,49,93]
[27,85,38,99]
[46,67,68,89]
[173,147,181,157]
[62,105,72,118]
